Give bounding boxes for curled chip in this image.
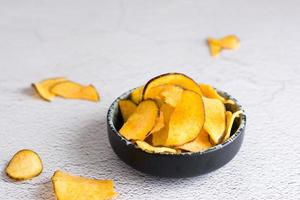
[199,84,225,102]
[51,81,100,102]
[52,170,117,200]
[223,110,243,142]
[178,130,212,153]
[144,84,183,107]
[119,100,158,141]
[32,77,67,101]
[130,86,144,104]
[136,141,177,154]
[6,149,43,180]
[150,111,165,134]
[118,100,137,122]
[143,73,202,99]
[203,97,226,144]
[207,35,240,57]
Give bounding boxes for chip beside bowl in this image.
[107,88,246,178]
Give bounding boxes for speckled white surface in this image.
[0,0,300,199]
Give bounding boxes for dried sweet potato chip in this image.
[150,110,165,134]
[143,73,202,99]
[177,130,212,152]
[119,100,158,141]
[52,170,116,200]
[130,86,144,104]
[6,149,43,180]
[144,84,183,107]
[51,81,100,102]
[151,103,174,146]
[32,77,67,101]
[118,100,137,122]
[223,110,243,142]
[199,84,225,102]
[207,35,240,57]
[136,141,177,154]
[162,90,205,146]
[203,97,226,144]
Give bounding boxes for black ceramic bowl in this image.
[107,88,246,178]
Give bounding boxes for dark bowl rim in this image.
[107,87,246,157]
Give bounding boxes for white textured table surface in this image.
[1,0,300,199]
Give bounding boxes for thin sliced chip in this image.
[143,73,202,99]
[223,110,243,142]
[144,84,183,107]
[199,84,225,102]
[150,110,164,134]
[32,77,67,101]
[224,99,235,105]
[6,149,43,180]
[130,86,144,104]
[118,100,137,122]
[52,170,117,200]
[51,81,100,102]
[177,130,212,152]
[136,141,177,154]
[207,38,221,57]
[165,90,205,146]
[119,100,158,141]
[203,97,226,144]
[151,103,174,146]
[219,35,240,49]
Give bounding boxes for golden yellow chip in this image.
[177,130,212,152]
[143,84,183,107]
[32,77,67,101]
[118,100,137,122]
[119,100,158,141]
[150,110,165,134]
[199,84,225,102]
[136,141,177,154]
[223,110,243,142]
[52,170,117,200]
[203,97,226,144]
[207,38,221,57]
[130,86,144,104]
[219,35,240,49]
[6,149,43,180]
[51,81,100,102]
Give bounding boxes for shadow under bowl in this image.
[107,89,246,178]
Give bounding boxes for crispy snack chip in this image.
[207,35,240,57]
[203,97,226,144]
[130,86,144,104]
[52,170,117,200]
[119,100,158,141]
[177,130,212,152]
[143,73,202,99]
[51,81,100,102]
[118,100,137,122]
[6,149,43,180]
[32,77,67,101]
[223,110,243,142]
[199,84,225,102]
[150,111,165,134]
[136,141,177,154]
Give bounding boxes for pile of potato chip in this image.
[118,73,243,154]
[32,77,100,102]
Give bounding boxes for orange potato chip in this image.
[6,149,43,180]
[223,110,243,142]
[199,84,225,102]
[150,110,165,134]
[136,140,177,154]
[51,81,100,102]
[32,77,67,101]
[177,130,212,152]
[119,100,158,141]
[203,97,226,144]
[52,170,117,200]
[130,86,144,104]
[118,100,137,122]
[207,35,240,57]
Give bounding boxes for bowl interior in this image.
[107,88,246,155]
